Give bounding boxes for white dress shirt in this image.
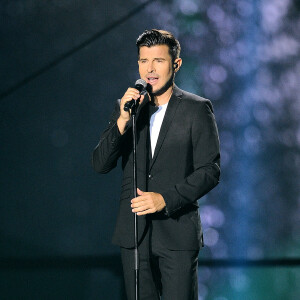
[149,102,169,157]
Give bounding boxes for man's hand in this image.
[117,88,145,135]
[131,188,166,216]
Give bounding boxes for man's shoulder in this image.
[174,86,213,111]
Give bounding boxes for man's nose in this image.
[147,62,155,73]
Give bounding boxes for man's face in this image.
[138,45,174,95]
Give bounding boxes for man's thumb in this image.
[137,188,144,195]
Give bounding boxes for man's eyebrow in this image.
[139,57,166,60]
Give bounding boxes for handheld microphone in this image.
[124,79,147,112]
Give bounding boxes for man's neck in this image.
[153,84,174,106]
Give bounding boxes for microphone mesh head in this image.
[135,79,147,88]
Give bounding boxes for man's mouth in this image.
[146,76,159,85]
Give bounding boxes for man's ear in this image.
[173,58,182,72]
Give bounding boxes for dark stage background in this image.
[0,0,299,299]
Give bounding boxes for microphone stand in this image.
[131,99,139,300]
[124,88,145,300]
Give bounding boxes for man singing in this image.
[92,29,220,300]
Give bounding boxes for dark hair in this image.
[136,29,181,62]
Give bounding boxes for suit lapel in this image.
[149,86,183,171]
[135,95,151,185]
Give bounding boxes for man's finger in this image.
[131,200,146,208]
[132,204,149,213]
[131,195,147,203]
[137,208,156,216]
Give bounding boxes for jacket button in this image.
[148,174,153,179]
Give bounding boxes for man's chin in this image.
[151,86,160,94]
[151,74,175,96]
[152,83,172,96]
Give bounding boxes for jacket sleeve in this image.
[92,100,127,173]
[161,100,221,216]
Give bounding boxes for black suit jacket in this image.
[93,85,220,250]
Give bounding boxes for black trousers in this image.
[120,223,199,300]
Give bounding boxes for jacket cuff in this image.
[161,189,183,217]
